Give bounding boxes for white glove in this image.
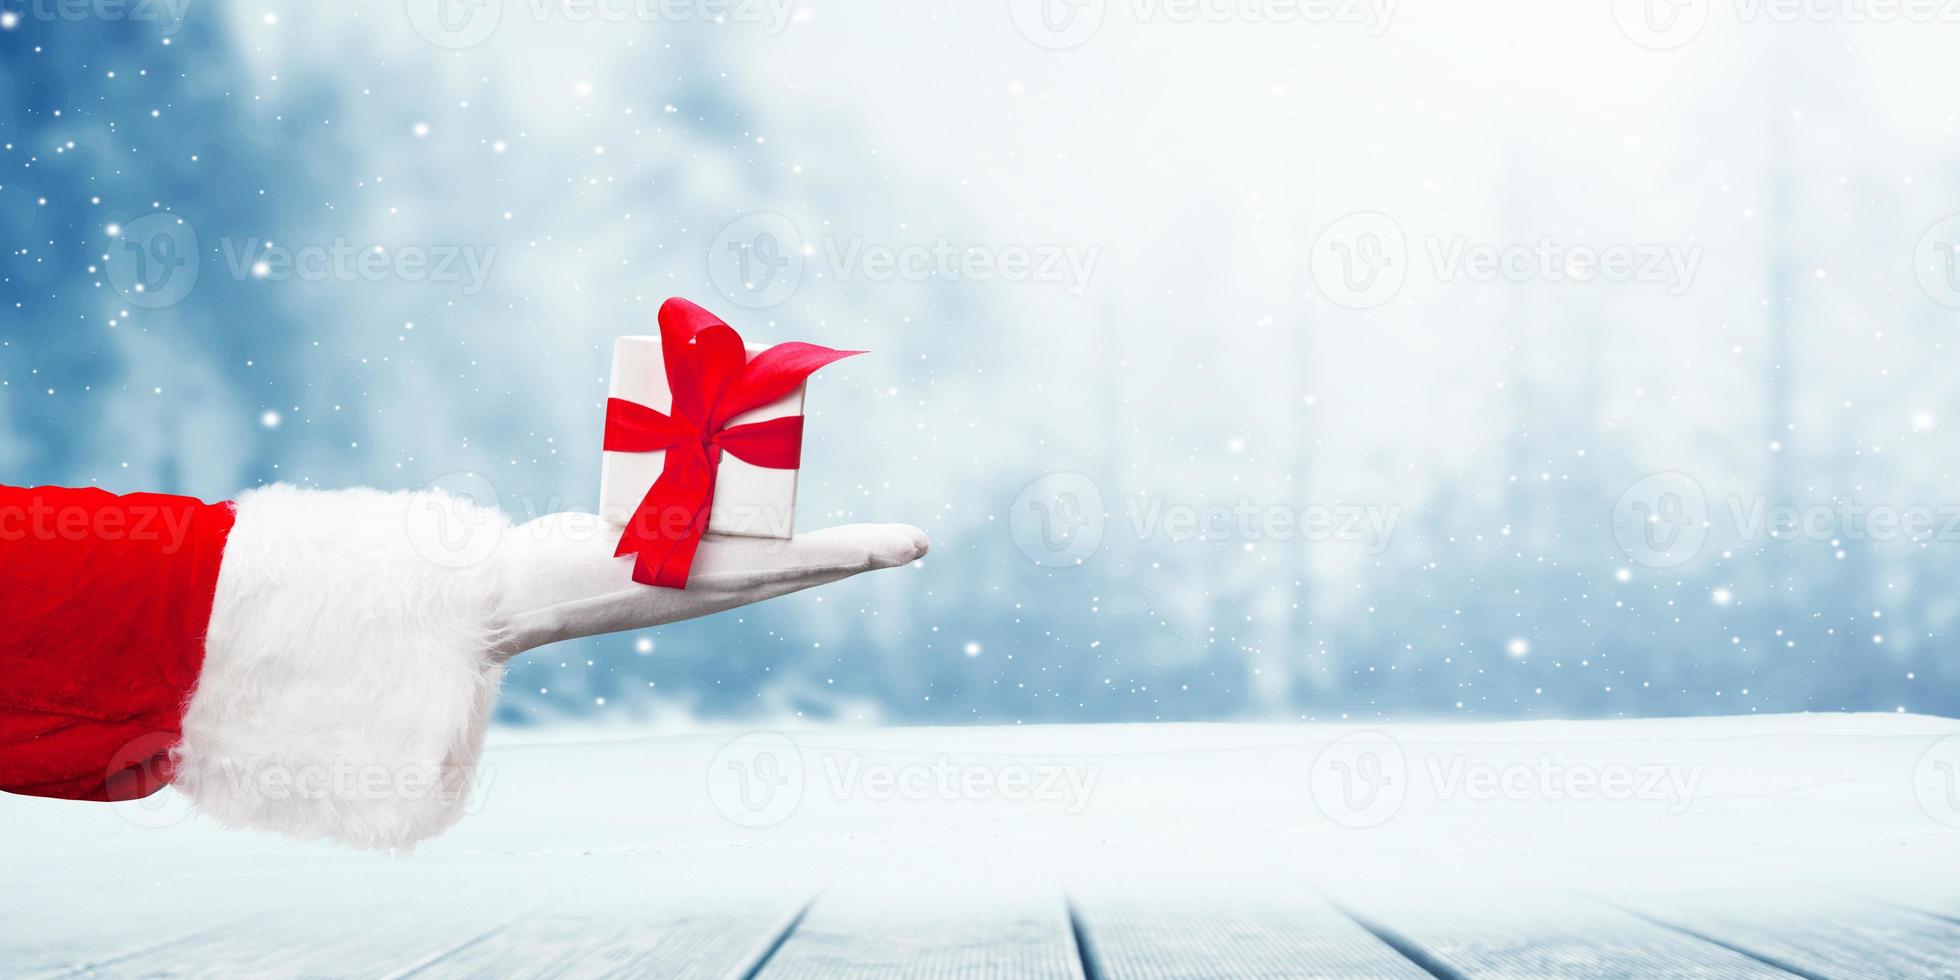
[491,512,930,658]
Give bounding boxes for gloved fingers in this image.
[688,523,931,585]
[492,513,927,656]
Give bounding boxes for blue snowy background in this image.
[4,0,1958,727]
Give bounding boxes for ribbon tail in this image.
[614,447,717,588]
[638,448,721,588]
[719,343,865,421]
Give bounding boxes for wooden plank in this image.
[754,887,1083,980]
[404,905,804,980]
[1359,902,1792,979]
[67,906,501,980]
[1068,892,1431,980]
[1633,899,1960,980]
[1852,891,1960,929]
[4,913,264,980]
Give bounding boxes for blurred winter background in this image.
[4,0,1958,728]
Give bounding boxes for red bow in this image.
[604,298,862,588]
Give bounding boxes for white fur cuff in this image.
[171,485,509,851]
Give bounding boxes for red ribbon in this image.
[604,298,862,588]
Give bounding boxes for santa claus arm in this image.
[0,483,926,851]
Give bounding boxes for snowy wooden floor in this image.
[16,889,1959,979]
[5,713,1960,978]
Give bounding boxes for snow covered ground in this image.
[5,713,1960,976]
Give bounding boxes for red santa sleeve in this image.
[0,484,234,801]
[0,483,511,851]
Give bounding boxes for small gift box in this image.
[600,336,804,539]
[599,298,859,588]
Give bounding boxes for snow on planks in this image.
[34,909,499,980]
[406,905,807,980]
[752,886,1084,979]
[1335,899,1793,979]
[1068,891,1432,979]
[1625,896,1960,980]
[6,912,264,980]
